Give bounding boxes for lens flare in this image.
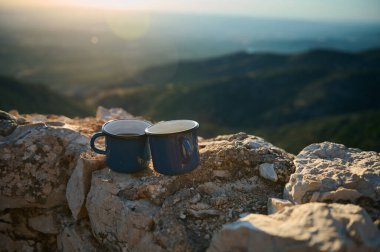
[106,11,150,41]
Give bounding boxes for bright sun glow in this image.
[105,11,151,41]
[1,0,380,22]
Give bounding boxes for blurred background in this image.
[1,0,380,153]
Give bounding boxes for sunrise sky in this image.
[1,0,380,22]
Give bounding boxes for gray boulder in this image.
[284,142,380,220]
[209,203,380,252]
[0,123,89,210]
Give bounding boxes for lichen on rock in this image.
[0,110,105,251]
[0,123,89,210]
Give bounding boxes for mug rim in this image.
[145,119,199,136]
[101,119,152,139]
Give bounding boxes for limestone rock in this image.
[284,142,380,220]
[15,112,104,138]
[0,207,66,251]
[96,106,133,121]
[0,123,89,210]
[86,133,294,251]
[208,203,380,252]
[86,170,160,251]
[0,233,34,252]
[200,132,295,183]
[0,110,18,137]
[259,163,278,182]
[267,198,293,214]
[57,220,100,252]
[28,214,59,234]
[66,152,105,220]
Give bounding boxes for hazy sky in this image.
[2,0,380,22]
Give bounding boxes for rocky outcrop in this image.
[1,109,379,252]
[0,123,89,210]
[57,220,101,252]
[267,198,293,214]
[66,152,105,220]
[95,106,134,121]
[201,133,295,184]
[284,142,380,221]
[86,132,295,251]
[0,110,18,137]
[0,110,105,251]
[209,203,380,252]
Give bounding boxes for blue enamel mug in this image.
[90,119,152,173]
[145,120,200,175]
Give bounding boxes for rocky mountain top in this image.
[0,107,379,251]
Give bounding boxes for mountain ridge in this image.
[0,76,91,116]
[106,47,380,88]
[87,48,380,153]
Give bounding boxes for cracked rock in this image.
[284,142,380,221]
[0,123,89,210]
[66,151,105,220]
[209,203,380,252]
[86,133,294,251]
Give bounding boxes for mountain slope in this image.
[0,76,91,116]
[87,48,380,153]
[256,110,380,153]
[108,48,379,88]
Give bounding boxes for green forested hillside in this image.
[0,76,91,117]
[87,49,380,153]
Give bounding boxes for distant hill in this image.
[1,8,379,91]
[0,76,91,117]
[87,48,380,153]
[105,48,380,87]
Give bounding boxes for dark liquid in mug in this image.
[117,133,140,137]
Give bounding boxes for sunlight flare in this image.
[105,11,151,41]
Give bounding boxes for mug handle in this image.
[90,132,106,154]
[180,136,192,163]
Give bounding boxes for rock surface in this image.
[0,123,89,210]
[96,106,134,121]
[0,233,34,252]
[66,152,105,220]
[0,110,106,251]
[209,203,380,252]
[28,213,59,234]
[284,142,380,221]
[86,132,295,251]
[0,110,18,137]
[259,163,278,182]
[57,220,100,252]
[267,198,293,214]
[1,109,379,252]
[201,133,295,184]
